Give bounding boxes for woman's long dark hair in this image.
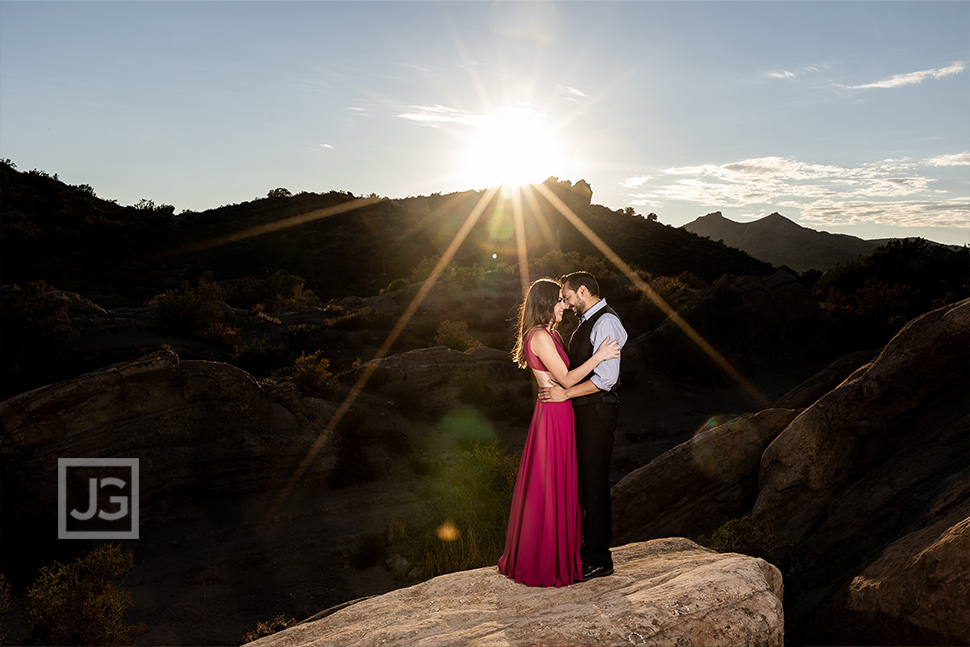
[511,278,561,369]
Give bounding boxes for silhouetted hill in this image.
[683,211,882,271]
[0,162,175,291]
[1,164,773,304]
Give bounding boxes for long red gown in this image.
[497,328,583,587]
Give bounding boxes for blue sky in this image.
[2,1,968,245]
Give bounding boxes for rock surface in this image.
[246,538,784,647]
[611,408,799,545]
[822,505,970,646]
[752,298,970,644]
[0,349,336,511]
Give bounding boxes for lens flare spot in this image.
[436,520,460,542]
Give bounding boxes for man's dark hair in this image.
[560,271,600,297]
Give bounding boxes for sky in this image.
[1,1,968,245]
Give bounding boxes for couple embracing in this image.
[498,271,628,587]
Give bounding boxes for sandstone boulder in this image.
[821,505,970,646]
[772,348,878,409]
[246,538,784,647]
[612,408,799,545]
[0,349,336,515]
[751,298,970,643]
[754,299,969,543]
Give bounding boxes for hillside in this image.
[0,163,773,307]
[683,211,882,271]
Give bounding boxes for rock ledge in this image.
[247,538,783,647]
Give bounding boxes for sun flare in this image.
[459,107,565,188]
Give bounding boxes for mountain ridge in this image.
[684,211,882,272]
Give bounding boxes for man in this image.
[539,271,627,581]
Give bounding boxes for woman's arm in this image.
[529,329,620,389]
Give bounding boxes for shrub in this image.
[232,339,292,377]
[0,281,78,395]
[434,320,482,352]
[147,278,223,337]
[243,613,297,642]
[412,438,519,577]
[0,573,12,645]
[383,278,409,293]
[271,351,334,396]
[223,271,320,313]
[23,544,145,646]
[696,516,776,559]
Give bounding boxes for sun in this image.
[458,107,565,188]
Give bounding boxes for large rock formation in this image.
[0,349,335,512]
[246,538,784,647]
[753,298,970,644]
[612,408,799,545]
[613,299,969,645]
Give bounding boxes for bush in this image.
[0,573,12,645]
[147,278,223,337]
[23,544,145,645]
[223,271,320,313]
[383,278,409,293]
[412,438,519,577]
[434,320,482,352]
[232,339,292,377]
[243,613,297,642]
[271,351,334,396]
[0,281,78,395]
[696,516,776,559]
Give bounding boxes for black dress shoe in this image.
[580,562,614,581]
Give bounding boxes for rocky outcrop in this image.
[0,350,336,512]
[772,348,878,409]
[751,298,970,644]
[612,408,799,545]
[246,538,785,647]
[612,299,969,645]
[821,505,970,646]
[754,298,969,543]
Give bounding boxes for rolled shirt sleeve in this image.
[586,300,628,392]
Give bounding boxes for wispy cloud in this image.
[843,62,966,89]
[622,175,651,188]
[925,152,970,167]
[765,65,822,81]
[627,155,967,229]
[559,85,588,99]
[797,197,970,229]
[398,104,483,127]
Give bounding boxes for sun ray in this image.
[264,186,501,521]
[509,186,532,297]
[521,183,559,257]
[533,182,771,409]
[150,195,385,260]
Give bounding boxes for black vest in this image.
[567,304,620,407]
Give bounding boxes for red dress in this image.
[498,329,583,587]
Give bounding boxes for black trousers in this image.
[574,395,618,568]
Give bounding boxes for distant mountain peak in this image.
[683,211,881,271]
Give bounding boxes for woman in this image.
[498,278,621,587]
